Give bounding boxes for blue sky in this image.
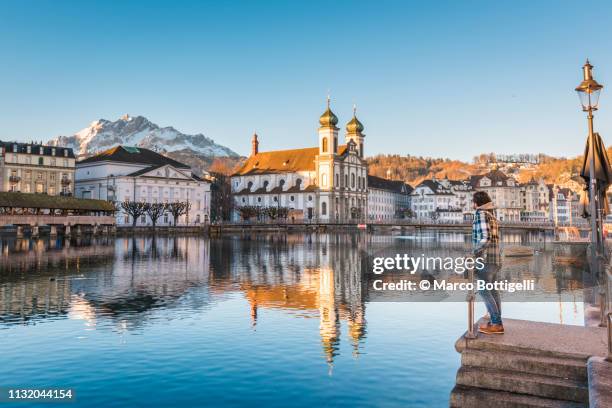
[0,1,611,160]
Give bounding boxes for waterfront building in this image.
[470,169,522,222]
[231,102,368,222]
[549,186,582,225]
[520,178,550,222]
[0,141,76,196]
[75,145,211,226]
[410,179,465,222]
[366,175,412,221]
[438,178,474,219]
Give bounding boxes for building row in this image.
[0,141,211,226]
[410,170,584,225]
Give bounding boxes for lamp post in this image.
[575,59,603,260]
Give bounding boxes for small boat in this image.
[503,245,534,257]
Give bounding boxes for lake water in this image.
[0,232,592,407]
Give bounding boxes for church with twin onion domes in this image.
[231,100,368,222]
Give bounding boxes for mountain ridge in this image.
[47,114,239,159]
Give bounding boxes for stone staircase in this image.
[450,319,607,408]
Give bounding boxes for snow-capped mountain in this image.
[47,114,239,159]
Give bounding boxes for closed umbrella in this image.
[580,132,612,252]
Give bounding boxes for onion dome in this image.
[319,97,339,128]
[346,115,364,135]
[346,106,364,135]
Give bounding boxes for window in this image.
[351,174,355,188]
[322,137,328,153]
[290,196,295,202]
[38,157,44,165]
[321,202,327,216]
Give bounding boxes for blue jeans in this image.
[477,263,502,325]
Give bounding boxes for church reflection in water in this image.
[222,234,369,364]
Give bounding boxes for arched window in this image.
[322,202,327,216]
[322,137,328,153]
[247,181,253,190]
[263,180,269,190]
[344,174,348,187]
[295,178,302,189]
[351,174,355,188]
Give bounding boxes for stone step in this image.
[456,366,589,403]
[450,385,587,408]
[455,319,607,361]
[461,349,587,381]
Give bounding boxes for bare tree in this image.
[120,200,148,227]
[167,201,190,226]
[145,202,167,227]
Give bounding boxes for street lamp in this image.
[575,60,604,259]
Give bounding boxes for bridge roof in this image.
[0,192,115,211]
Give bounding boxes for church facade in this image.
[231,102,368,222]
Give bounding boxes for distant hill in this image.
[366,149,612,187]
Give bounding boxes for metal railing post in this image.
[465,266,477,339]
[607,313,612,362]
[600,290,607,327]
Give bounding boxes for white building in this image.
[231,102,368,222]
[0,141,75,195]
[410,179,455,221]
[367,175,412,221]
[75,146,211,226]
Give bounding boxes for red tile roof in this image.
[233,145,348,176]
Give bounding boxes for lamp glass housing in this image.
[577,87,602,111]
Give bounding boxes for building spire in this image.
[251,132,259,156]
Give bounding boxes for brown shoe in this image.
[478,323,504,335]
[478,322,490,330]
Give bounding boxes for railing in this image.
[607,312,612,362]
[215,219,584,229]
[465,266,477,339]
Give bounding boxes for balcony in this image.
[61,178,72,186]
[9,175,21,183]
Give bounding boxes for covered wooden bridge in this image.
[0,192,116,237]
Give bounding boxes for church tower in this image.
[318,97,339,156]
[345,106,365,158]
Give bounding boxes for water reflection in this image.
[0,231,592,366]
